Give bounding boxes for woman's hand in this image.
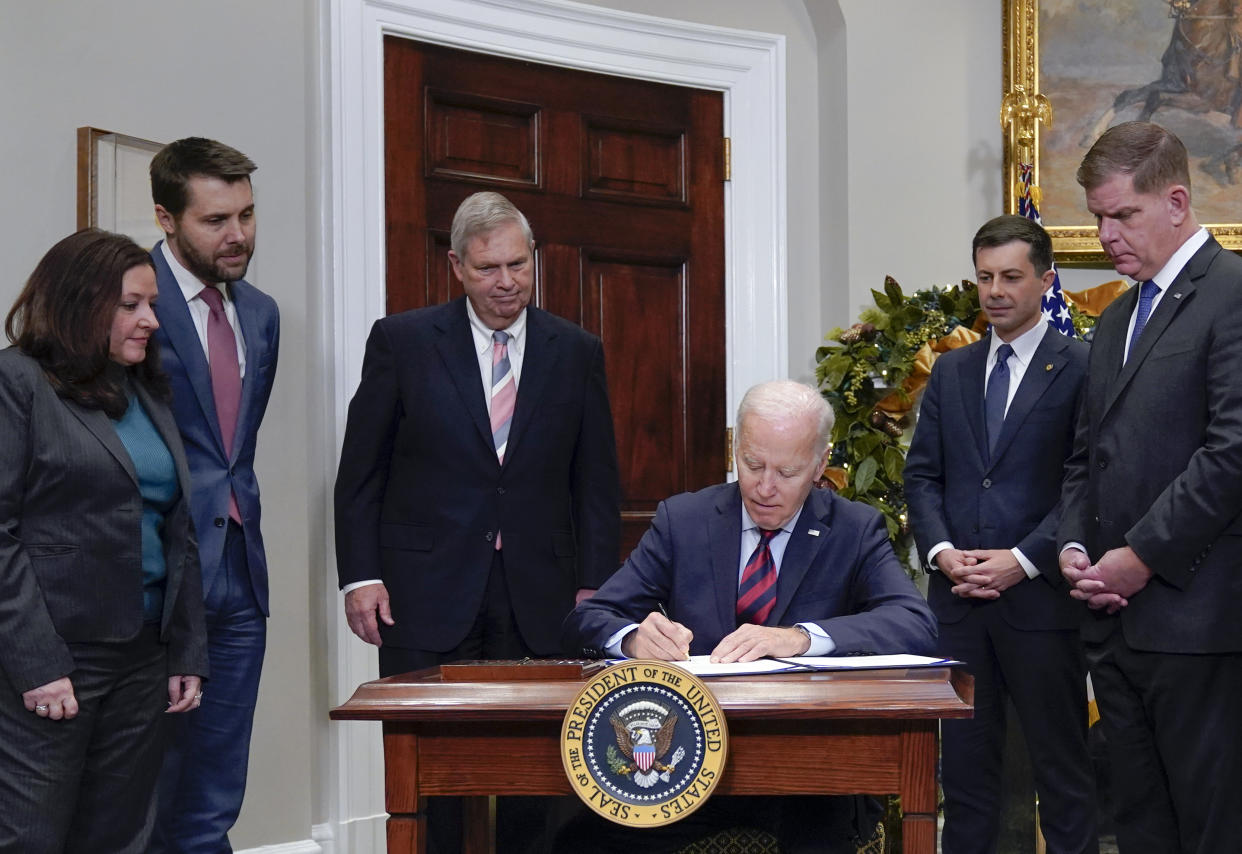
[23,677,78,720]
[167,675,203,714]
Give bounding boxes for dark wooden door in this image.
[383,36,725,561]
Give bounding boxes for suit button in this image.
[497,487,506,495]
[485,531,495,542]
[1098,460,1108,469]
[982,478,992,488]
[214,517,226,528]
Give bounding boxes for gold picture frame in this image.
[1002,0,1242,262]
[77,127,165,249]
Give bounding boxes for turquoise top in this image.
[113,394,179,622]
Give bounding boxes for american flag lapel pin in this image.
[808,529,820,537]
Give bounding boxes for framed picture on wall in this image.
[77,127,165,250]
[1002,0,1242,262]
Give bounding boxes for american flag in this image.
[1018,163,1075,336]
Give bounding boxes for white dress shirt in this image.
[160,241,247,376]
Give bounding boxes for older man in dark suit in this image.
[905,215,1096,854]
[1060,121,1242,854]
[335,190,620,852]
[563,379,935,853]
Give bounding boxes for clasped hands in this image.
[936,548,1026,599]
[620,611,810,663]
[1059,545,1153,614]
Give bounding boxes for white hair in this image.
[450,191,533,259]
[736,380,833,454]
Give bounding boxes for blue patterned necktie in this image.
[985,343,1014,458]
[1127,279,1160,361]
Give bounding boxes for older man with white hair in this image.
[562,379,935,853]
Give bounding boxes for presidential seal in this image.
[561,660,728,828]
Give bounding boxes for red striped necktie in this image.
[737,528,779,625]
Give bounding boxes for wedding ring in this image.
[34,704,49,712]
[194,693,203,701]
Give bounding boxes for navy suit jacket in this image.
[1060,236,1242,652]
[905,324,1088,630]
[151,243,280,615]
[562,483,936,658]
[334,297,620,655]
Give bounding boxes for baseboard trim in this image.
[236,828,328,854]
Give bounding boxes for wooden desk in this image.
[331,665,973,854]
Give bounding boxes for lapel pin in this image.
[808,529,820,537]
[1045,364,1053,371]
[1173,292,1183,299]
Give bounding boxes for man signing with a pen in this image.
[558,380,935,853]
[562,380,935,665]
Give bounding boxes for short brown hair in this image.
[1076,121,1191,197]
[972,215,1054,276]
[150,137,256,216]
[5,229,166,417]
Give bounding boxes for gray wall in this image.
[0,1,316,847]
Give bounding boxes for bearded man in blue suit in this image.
[146,138,280,853]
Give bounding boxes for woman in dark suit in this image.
[0,229,208,852]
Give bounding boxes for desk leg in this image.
[384,726,427,854]
[899,723,939,854]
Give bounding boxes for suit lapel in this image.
[990,326,1069,462]
[230,281,263,464]
[504,308,554,467]
[770,492,830,624]
[152,243,225,451]
[433,298,494,453]
[1102,240,1218,419]
[956,339,990,464]
[708,487,745,633]
[63,397,137,487]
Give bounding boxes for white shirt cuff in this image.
[1012,547,1039,580]
[927,541,953,570]
[798,622,836,656]
[605,623,640,658]
[342,579,383,594]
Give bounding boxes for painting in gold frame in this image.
[1002,0,1242,262]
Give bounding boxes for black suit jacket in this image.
[562,483,937,658]
[0,348,208,693]
[1060,235,1242,652]
[905,325,1088,630]
[335,298,620,655]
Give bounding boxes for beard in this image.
[172,233,253,284]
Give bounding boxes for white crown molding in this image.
[320,2,786,849]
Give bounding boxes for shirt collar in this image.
[1145,226,1209,293]
[988,319,1048,369]
[466,299,527,355]
[160,240,228,304]
[740,500,803,536]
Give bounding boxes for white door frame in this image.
[320,1,786,849]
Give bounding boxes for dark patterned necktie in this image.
[984,343,1013,458]
[1127,279,1160,361]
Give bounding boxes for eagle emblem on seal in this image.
[607,700,686,788]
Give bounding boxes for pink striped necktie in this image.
[490,330,516,548]
[737,528,780,625]
[198,286,242,524]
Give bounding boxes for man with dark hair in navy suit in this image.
[147,137,280,854]
[905,215,1097,854]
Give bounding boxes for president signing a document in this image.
[559,380,936,853]
[562,379,935,664]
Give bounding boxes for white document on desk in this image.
[663,654,956,677]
